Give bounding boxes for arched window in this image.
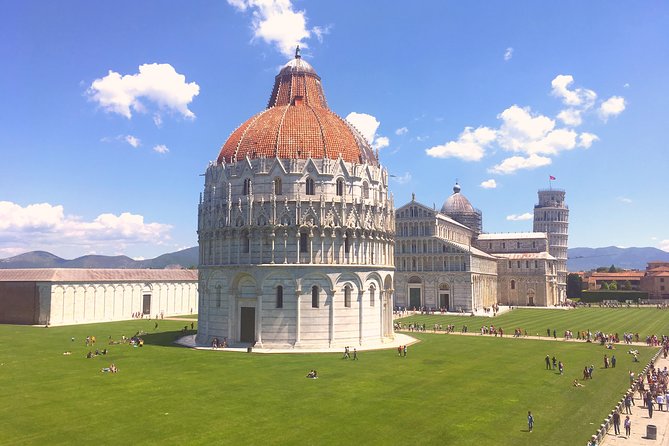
[305,177,315,195]
[241,232,250,253]
[274,177,282,195]
[300,232,308,253]
[362,182,369,199]
[311,285,319,308]
[510,280,516,290]
[276,285,283,308]
[369,286,375,307]
[344,234,350,254]
[216,286,222,308]
[243,178,251,195]
[344,285,351,307]
[336,178,344,196]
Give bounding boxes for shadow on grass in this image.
[141,330,196,348]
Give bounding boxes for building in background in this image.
[533,189,569,301]
[196,49,395,349]
[0,269,198,325]
[394,183,560,311]
[641,261,669,299]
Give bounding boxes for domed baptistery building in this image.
[196,49,396,349]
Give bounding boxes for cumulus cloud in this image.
[556,108,582,127]
[578,132,599,148]
[345,112,390,151]
[489,154,552,175]
[480,179,497,189]
[551,74,597,108]
[88,63,200,121]
[659,240,669,252]
[506,212,534,221]
[617,196,633,204]
[0,201,172,258]
[125,135,141,148]
[599,96,626,121]
[391,172,412,185]
[395,127,408,136]
[228,0,323,58]
[504,47,513,61]
[425,126,496,161]
[153,144,170,154]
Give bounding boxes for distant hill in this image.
[567,246,669,271]
[2,245,667,272]
[0,247,199,269]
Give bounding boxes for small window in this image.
[517,242,521,249]
[300,232,308,253]
[336,178,344,196]
[511,280,516,290]
[508,261,512,269]
[344,285,351,307]
[311,285,319,308]
[362,182,369,199]
[369,286,375,307]
[276,286,283,308]
[344,235,350,254]
[502,242,506,249]
[535,260,538,268]
[532,241,536,249]
[517,261,521,268]
[243,178,251,195]
[242,233,250,253]
[274,177,282,195]
[525,261,529,268]
[306,177,315,195]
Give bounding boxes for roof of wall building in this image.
[0,269,198,283]
[478,232,548,240]
[216,47,378,166]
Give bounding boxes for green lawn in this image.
[398,307,669,339]
[0,310,661,445]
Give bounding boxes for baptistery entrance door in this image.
[438,283,450,310]
[240,307,256,343]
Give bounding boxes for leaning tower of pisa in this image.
[533,189,569,302]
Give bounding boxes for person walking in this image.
[611,355,616,368]
[558,361,564,375]
[624,394,633,414]
[527,411,534,432]
[624,415,631,438]
[403,344,407,357]
[647,393,654,418]
[612,410,621,435]
[545,355,551,369]
[352,348,358,360]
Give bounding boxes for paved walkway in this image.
[601,352,669,446]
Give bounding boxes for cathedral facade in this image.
[394,184,563,311]
[196,50,395,349]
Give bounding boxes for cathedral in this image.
[393,185,568,312]
[196,49,395,349]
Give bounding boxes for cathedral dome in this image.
[216,47,378,166]
[441,182,475,214]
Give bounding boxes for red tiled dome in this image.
[217,48,378,166]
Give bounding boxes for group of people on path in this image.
[544,354,564,375]
[342,346,358,360]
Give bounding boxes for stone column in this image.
[358,289,365,345]
[294,290,301,347]
[256,287,263,347]
[328,288,336,347]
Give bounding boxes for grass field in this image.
[0,309,663,445]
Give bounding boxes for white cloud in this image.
[617,196,633,204]
[480,179,497,189]
[659,240,669,252]
[88,63,200,120]
[556,108,582,127]
[550,74,597,108]
[345,112,390,151]
[125,135,141,148]
[415,135,429,142]
[391,172,412,185]
[395,127,408,136]
[0,201,172,257]
[578,132,599,148]
[504,47,513,61]
[153,144,170,154]
[623,83,630,88]
[506,212,533,221]
[489,154,552,175]
[425,126,496,161]
[228,0,321,58]
[599,96,626,121]
[372,136,389,150]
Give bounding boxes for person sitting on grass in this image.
[573,379,584,387]
[86,351,93,359]
[306,370,318,379]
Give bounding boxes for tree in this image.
[596,266,608,273]
[567,273,583,299]
[600,281,609,291]
[609,264,618,273]
[623,280,632,291]
[609,281,618,290]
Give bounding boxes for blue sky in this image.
[1,1,668,259]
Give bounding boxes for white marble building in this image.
[0,269,198,325]
[196,49,395,349]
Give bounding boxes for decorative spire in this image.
[295,45,301,59]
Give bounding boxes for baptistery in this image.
[196,48,395,349]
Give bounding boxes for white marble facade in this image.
[196,156,396,348]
